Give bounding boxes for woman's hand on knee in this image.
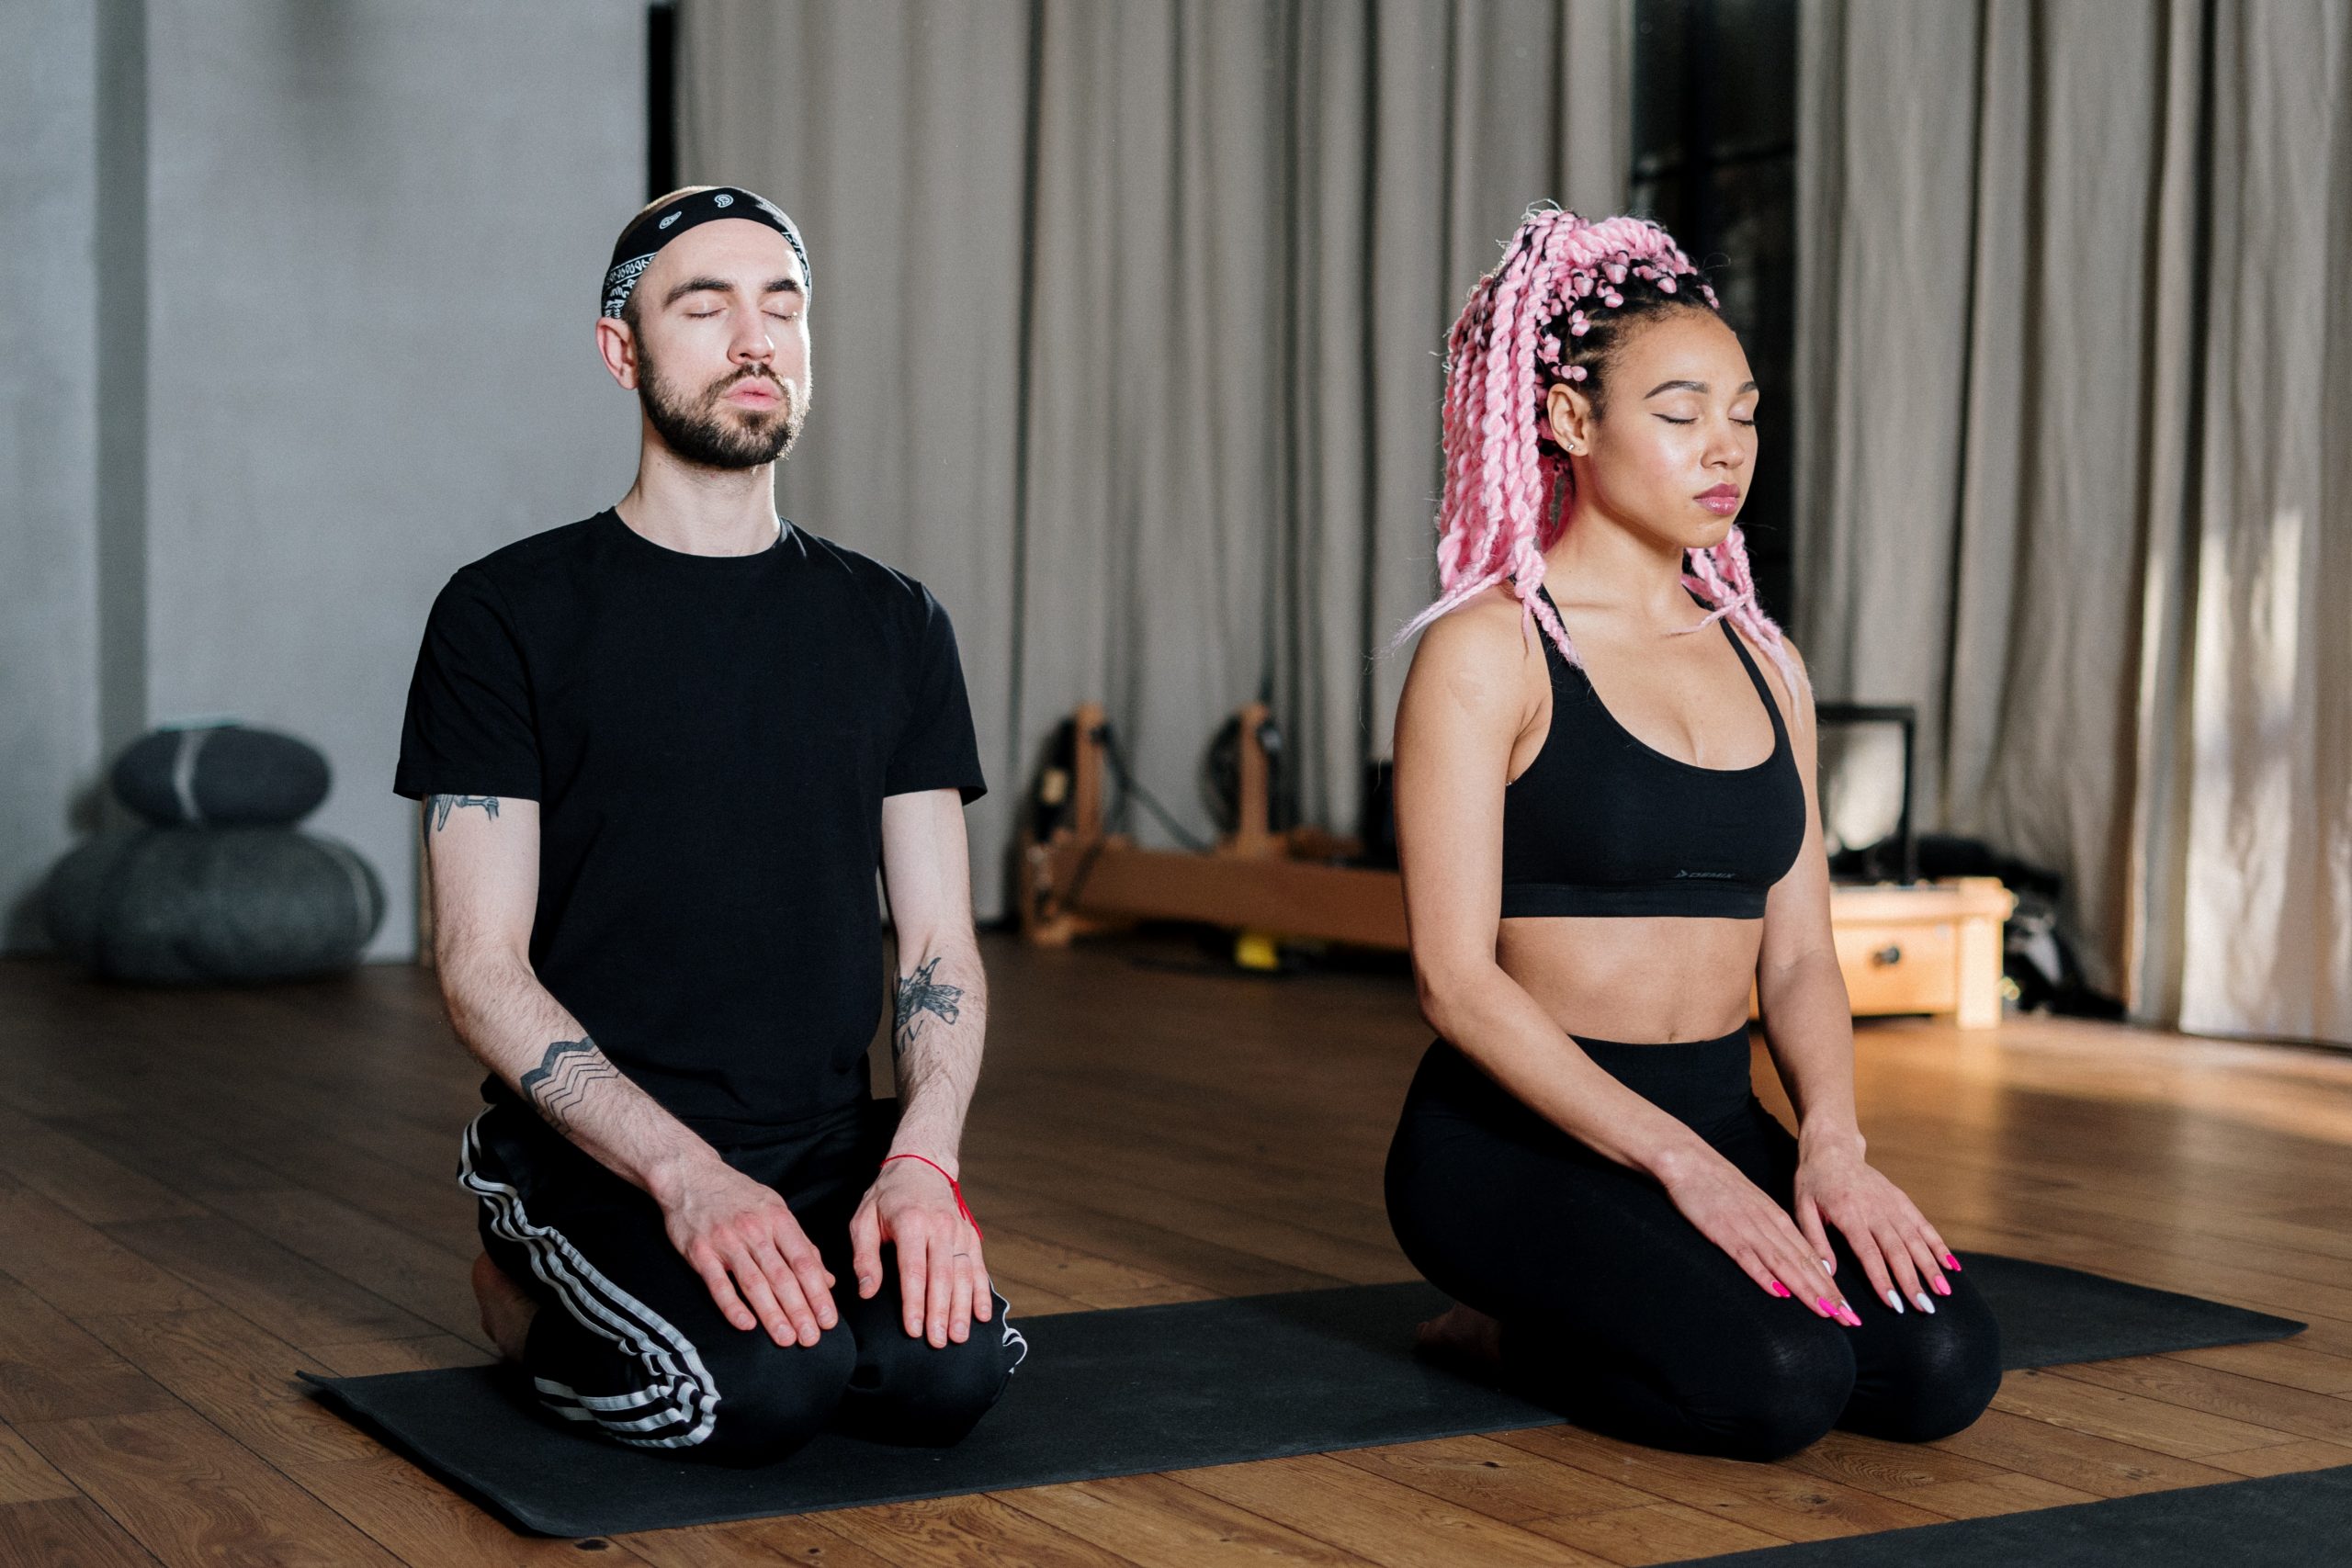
[1657,1149,1860,1325]
[1792,1150,1956,1318]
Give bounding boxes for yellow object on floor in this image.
[1234,930,1282,971]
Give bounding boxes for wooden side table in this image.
[1814,876,2014,1030]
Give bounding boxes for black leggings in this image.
[463,1096,1024,1464]
[1385,1030,2001,1461]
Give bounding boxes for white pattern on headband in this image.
[600,253,657,317]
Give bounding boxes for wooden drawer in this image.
[1834,919,1959,1016]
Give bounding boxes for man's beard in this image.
[639,350,808,470]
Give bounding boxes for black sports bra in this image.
[1499,587,1806,919]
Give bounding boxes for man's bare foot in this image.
[1414,1301,1505,1380]
[472,1252,538,1362]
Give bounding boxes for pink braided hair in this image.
[1399,207,1802,698]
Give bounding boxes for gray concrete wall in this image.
[0,0,103,949]
[2,0,646,958]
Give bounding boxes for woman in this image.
[1384,209,2001,1461]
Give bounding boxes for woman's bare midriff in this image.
[1498,913,1760,1043]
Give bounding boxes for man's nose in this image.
[731,313,776,365]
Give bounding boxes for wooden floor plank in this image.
[979,1275,1093,1317]
[1988,1365,2302,1459]
[1174,1452,1614,1567]
[1522,1501,1787,1566]
[0,1495,165,1568]
[2165,1338,2352,1395]
[0,1278,180,1427]
[1067,1281,1222,1309]
[974,1123,1400,1257]
[19,1408,409,1567]
[304,1335,497,1378]
[978,1224,1208,1310]
[997,1471,1377,1566]
[185,1186,486,1345]
[0,1108,208,1227]
[1488,1424,1936,1543]
[1327,1434,1654,1525]
[0,1422,82,1506]
[76,1308,387,1469]
[959,1190,1347,1300]
[1922,1408,2242,1497]
[620,1515,906,1567]
[1880,1472,2098,1520]
[820,1492,1142,1567]
[0,1190,216,1320]
[56,1112,297,1196]
[2197,1437,2352,1478]
[2048,1355,2352,1446]
[1774,1427,2018,1500]
[985,1159,1406,1287]
[97,1213,436,1353]
[281,1451,659,1566]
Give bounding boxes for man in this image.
[396,186,1022,1462]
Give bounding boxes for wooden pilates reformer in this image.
[1017,702,2016,1028]
[1017,703,1405,960]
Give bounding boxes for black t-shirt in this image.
[395,512,985,1142]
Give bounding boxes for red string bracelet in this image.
[880,1153,983,1241]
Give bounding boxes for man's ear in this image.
[594,315,640,391]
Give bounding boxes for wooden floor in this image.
[3,931,2351,1566]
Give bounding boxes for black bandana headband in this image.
[601,186,811,319]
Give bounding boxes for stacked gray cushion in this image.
[111,724,331,826]
[47,829,385,984]
[46,723,384,984]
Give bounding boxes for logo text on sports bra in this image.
[1673,869,1736,879]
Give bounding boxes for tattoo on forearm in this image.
[519,1035,617,1135]
[892,957,964,1062]
[429,794,501,830]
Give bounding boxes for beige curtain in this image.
[1796,0,2350,1043]
[676,0,1034,909]
[680,0,1627,914]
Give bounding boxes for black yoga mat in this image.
[1671,1464,2352,1566]
[306,1253,2302,1539]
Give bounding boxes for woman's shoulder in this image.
[1405,587,1548,716]
[1413,584,1534,663]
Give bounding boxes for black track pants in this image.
[1385,1031,2000,1461]
[461,1097,1024,1464]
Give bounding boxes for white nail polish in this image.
[1883,1289,1904,1314]
[1819,1258,1836,1274]
[1913,1292,1937,1314]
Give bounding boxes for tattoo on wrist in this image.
[520,1035,616,1135]
[428,794,501,831]
[891,957,964,1061]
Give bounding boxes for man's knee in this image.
[687,1327,859,1465]
[835,1292,1023,1446]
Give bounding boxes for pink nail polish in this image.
[1942,1254,1962,1270]
[1770,1280,1792,1297]
[1816,1297,1838,1315]
[1931,1276,1951,1297]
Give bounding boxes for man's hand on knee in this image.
[658,1160,839,1347]
[850,1157,991,1348]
